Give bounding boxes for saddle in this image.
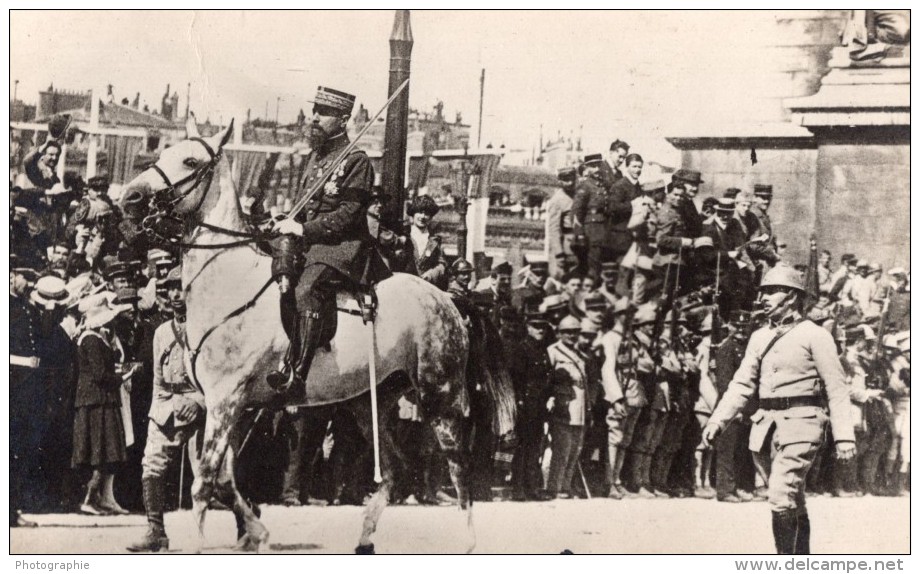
[317,279,379,351]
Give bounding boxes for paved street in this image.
[11,495,909,554]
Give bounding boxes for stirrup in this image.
[266,369,294,391]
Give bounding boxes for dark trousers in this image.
[858,404,892,493]
[512,415,546,495]
[469,390,497,499]
[280,407,333,503]
[11,367,51,520]
[547,422,585,495]
[587,244,624,283]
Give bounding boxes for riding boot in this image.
[127,477,169,552]
[267,310,323,393]
[771,509,799,555]
[794,511,811,555]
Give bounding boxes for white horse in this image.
[122,118,514,553]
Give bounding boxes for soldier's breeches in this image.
[754,441,821,512]
[141,420,203,480]
[607,405,641,448]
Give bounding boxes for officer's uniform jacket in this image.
[11,295,42,369]
[708,314,855,451]
[294,132,377,284]
[149,319,205,428]
[571,174,611,248]
[506,335,554,420]
[547,341,599,425]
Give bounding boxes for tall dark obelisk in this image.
[382,10,413,214]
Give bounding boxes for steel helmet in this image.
[451,259,474,275]
[580,318,601,334]
[759,264,805,292]
[557,315,581,332]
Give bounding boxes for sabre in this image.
[366,303,383,483]
[283,78,411,222]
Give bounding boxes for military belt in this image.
[585,214,606,224]
[161,380,197,394]
[11,355,40,368]
[759,395,824,411]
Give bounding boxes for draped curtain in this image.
[228,150,268,198]
[104,135,143,184]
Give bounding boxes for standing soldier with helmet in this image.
[128,268,205,552]
[703,265,856,555]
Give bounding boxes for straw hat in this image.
[30,276,70,307]
[80,292,133,329]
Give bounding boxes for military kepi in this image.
[312,86,356,114]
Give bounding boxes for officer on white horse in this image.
[267,86,386,395]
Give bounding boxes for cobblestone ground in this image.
[10,495,909,554]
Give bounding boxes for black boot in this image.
[267,310,323,392]
[771,509,799,554]
[127,477,169,552]
[794,512,811,554]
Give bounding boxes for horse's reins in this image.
[142,138,270,249]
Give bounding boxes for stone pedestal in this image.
[786,46,910,268]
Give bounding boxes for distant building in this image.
[350,100,471,156]
[9,99,36,122]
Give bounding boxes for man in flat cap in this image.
[672,169,705,238]
[545,167,578,278]
[700,197,755,316]
[267,86,383,394]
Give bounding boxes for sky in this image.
[12,10,801,165]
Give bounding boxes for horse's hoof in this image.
[234,534,259,552]
[355,543,375,554]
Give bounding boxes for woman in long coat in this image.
[71,295,131,515]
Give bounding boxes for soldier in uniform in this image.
[128,268,206,552]
[11,267,69,526]
[624,304,668,498]
[267,86,383,394]
[507,309,554,501]
[599,298,640,498]
[703,265,856,555]
[546,316,601,498]
[447,259,475,321]
[572,154,620,281]
[712,310,760,502]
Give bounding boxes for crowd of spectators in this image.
[9,132,910,529]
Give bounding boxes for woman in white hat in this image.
[71,294,133,515]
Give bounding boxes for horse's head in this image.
[122,115,234,232]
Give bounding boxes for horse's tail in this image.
[467,310,516,436]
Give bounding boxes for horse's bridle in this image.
[141,138,267,249]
